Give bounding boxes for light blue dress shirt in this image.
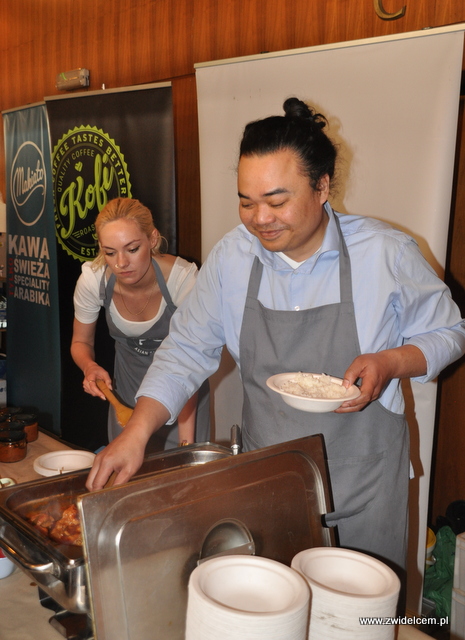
[137,203,465,421]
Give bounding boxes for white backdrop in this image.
[195,25,464,612]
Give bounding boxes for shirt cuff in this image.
[408,331,465,383]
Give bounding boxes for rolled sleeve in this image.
[409,322,465,383]
[137,374,191,424]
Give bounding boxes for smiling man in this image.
[238,150,330,261]
[87,98,465,584]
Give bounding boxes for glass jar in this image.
[0,430,27,463]
[0,407,22,420]
[15,413,38,442]
[0,421,25,435]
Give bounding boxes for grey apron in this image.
[239,215,409,573]
[100,259,210,450]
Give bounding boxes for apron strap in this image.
[99,266,112,305]
[333,213,354,305]
[152,258,176,313]
[99,258,176,313]
[246,257,263,300]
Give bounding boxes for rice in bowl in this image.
[279,372,347,399]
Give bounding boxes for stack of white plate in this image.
[185,555,310,640]
[291,547,400,639]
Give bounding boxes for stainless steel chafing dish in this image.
[0,443,233,613]
[0,435,334,640]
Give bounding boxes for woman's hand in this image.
[82,363,113,400]
[71,318,112,400]
[335,345,427,413]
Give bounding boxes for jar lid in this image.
[0,430,26,443]
[0,407,22,418]
[3,421,25,431]
[15,413,37,425]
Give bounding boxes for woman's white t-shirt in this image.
[73,257,198,338]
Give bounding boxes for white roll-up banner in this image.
[195,25,465,612]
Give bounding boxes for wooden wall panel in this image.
[0,0,464,259]
[172,75,202,264]
[1,0,465,513]
[431,99,465,523]
[1,2,464,111]
[0,0,463,267]
[435,0,465,26]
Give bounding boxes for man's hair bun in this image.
[283,97,327,131]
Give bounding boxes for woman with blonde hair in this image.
[71,197,209,449]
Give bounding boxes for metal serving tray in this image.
[0,443,233,614]
[78,435,334,640]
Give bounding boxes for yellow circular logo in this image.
[52,126,132,261]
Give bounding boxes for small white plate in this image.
[0,478,16,488]
[266,372,360,413]
[33,450,96,476]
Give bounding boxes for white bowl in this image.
[33,450,96,476]
[193,555,309,613]
[266,372,360,413]
[291,547,400,598]
[186,555,310,640]
[291,548,400,638]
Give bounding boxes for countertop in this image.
[0,432,433,640]
[0,428,75,484]
[0,430,77,639]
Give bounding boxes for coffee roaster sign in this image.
[52,125,132,262]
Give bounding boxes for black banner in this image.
[45,84,176,449]
[3,104,61,432]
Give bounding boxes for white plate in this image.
[0,478,16,488]
[266,372,360,413]
[187,555,310,635]
[33,450,96,476]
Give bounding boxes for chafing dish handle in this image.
[0,538,55,574]
[230,424,241,455]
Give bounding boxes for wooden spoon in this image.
[95,379,134,427]
[104,470,118,489]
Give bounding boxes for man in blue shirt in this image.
[87,98,465,576]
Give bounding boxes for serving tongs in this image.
[95,379,133,427]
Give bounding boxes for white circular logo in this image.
[10,141,46,227]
